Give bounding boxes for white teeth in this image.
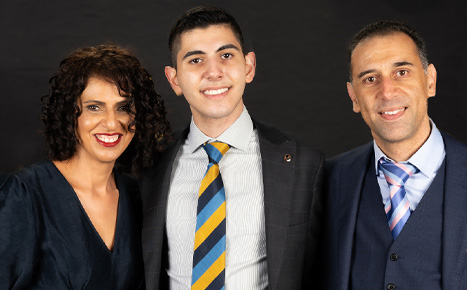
[203,88,228,95]
[384,108,405,115]
[96,135,119,143]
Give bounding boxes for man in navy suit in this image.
[140,6,324,290]
[325,21,467,290]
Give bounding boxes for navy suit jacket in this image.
[140,120,325,290]
[324,132,467,290]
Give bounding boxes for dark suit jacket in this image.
[324,132,467,290]
[140,120,324,290]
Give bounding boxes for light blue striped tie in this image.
[379,157,419,239]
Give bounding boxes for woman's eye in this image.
[86,104,99,111]
[118,104,130,112]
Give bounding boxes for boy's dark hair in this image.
[168,6,245,67]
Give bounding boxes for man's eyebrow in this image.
[394,61,414,67]
[356,61,415,79]
[217,44,240,52]
[357,69,377,79]
[182,50,204,60]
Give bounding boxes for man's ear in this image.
[165,66,183,96]
[426,63,437,98]
[347,82,361,113]
[244,52,256,83]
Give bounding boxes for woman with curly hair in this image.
[0,44,171,289]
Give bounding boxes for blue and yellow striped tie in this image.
[192,142,230,290]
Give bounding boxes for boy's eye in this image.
[221,53,233,59]
[190,58,202,64]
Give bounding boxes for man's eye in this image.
[396,70,408,76]
[365,76,376,83]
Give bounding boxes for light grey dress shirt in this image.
[166,107,269,289]
[374,120,446,211]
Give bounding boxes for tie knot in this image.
[202,142,230,164]
[378,157,419,186]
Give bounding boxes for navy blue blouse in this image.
[0,161,145,289]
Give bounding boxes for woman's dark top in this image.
[0,160,145,289]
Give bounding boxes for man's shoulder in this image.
[140,127,188,178]
[253,119,323,158]
[442,131,467,154]
[327,142,373,171]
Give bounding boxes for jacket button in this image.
[387,283,396,290]
[390,253,399,261]
[283,154,292,162]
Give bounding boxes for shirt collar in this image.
[374,120,445,178]
[186,105,254,153]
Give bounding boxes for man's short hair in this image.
[348,20,429,82]
[168,5,245,67]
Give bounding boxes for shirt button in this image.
[390,253,399,261]
[387,283,396,290]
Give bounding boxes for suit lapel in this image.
[441,133,467,290]
[336,143,373,290]
[255,121,296,289]
[141,128,188,290]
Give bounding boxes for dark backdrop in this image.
[1,0,466,172]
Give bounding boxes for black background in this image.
[1,0,466,172]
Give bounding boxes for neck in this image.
[375,119,432,162]
[193,107,243,138]
[53,155,116,194]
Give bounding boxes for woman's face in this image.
[74,77,135,165]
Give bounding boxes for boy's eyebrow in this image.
[217,44,240,52]
[181,44,240,60]
[182,50,204,60]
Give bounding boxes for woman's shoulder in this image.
[0,160,57,199]
[6,160,55,180]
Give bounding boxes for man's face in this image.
[165,24,256,129]
[347,32,437,150]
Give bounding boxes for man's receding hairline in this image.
[352,31,413,52]
[349,31,422,80]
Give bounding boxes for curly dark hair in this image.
[41,44,171,174]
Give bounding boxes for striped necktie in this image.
[379,157,419,239]
[192,142,230,290]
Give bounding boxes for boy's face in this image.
[165,24,256,129]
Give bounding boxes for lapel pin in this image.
[283,154,292,162]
